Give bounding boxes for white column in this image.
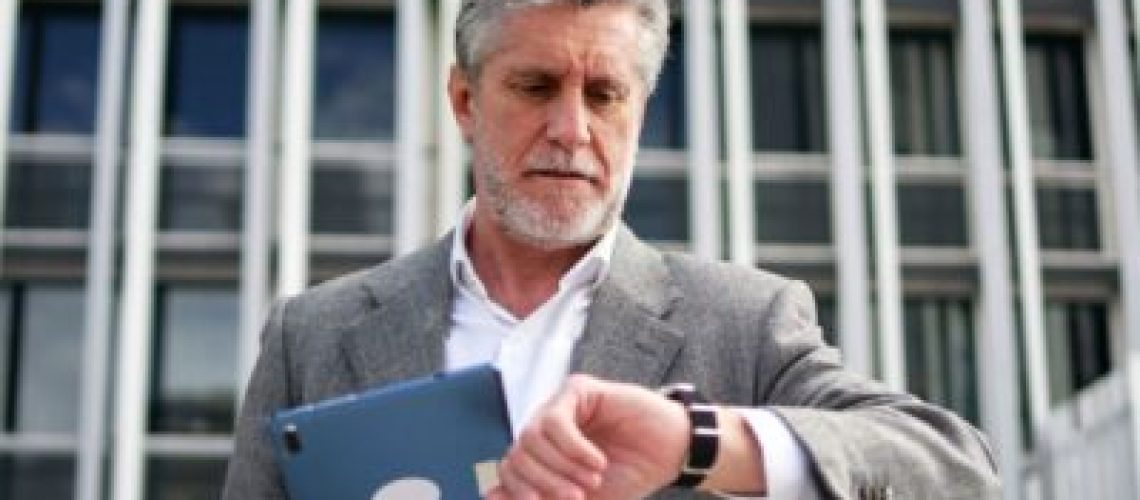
[0,0,17,254]
[437,0,466,234]
[1093,0,1140,487]
[960,2,1025,499]
[823,0,873,376]
[998,0,1051,436]
[396,0,429,254]
[277,0,315,296]
[720,0,755,266]
[113,0,169,498]
[861,0,905,389]
[684,0,722,260]
[240,0,279,396]
[77,1,131,499]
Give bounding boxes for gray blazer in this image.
[222,228,1000,499]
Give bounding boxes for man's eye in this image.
[587,88,622,107]
[515,82,554,98]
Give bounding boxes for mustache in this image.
[523,151,600,180]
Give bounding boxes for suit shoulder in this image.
[662,251,802,302]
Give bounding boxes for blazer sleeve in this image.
[222,299,292,500]
[756,281,1001,500]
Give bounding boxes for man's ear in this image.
[447,66,476,143]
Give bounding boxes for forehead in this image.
[483,4,644,80]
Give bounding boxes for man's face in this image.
[449,4,649,249]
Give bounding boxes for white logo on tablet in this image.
[372,477,441,500]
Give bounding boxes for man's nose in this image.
[546,92,591,149]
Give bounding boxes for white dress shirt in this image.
[444,203,818,499]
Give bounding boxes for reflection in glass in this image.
[890,31,960,156]
[0,289,11,425]
[315,11,398,139]
[1024,36,1092,160]
[312,168,394,234]
[151,287,238,434]
[146,457,227,500]
[12,5,101,133]
[16,286,85,433]
[641,23,686,149]
[623,177,689,242]
[755,181,831,244]
[0,454,75,500]
[750,26,826,152]
[165,8,249,137]
[5,162,92,229]
[904,297,978,424]
[159,168,243,231]
[897,184,968,246]
[1036,187,1100,250]
[1045,301,1111,405]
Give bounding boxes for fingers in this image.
[493,384,608,499]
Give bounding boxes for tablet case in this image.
[268,364,513,500]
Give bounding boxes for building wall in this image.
[0,0,1135,498]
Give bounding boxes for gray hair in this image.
[455,0,671,91]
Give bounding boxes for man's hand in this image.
[486,374,690,500]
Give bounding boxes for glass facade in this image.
[1,1,1129,498]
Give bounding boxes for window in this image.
[1036,187,1100,250]
[623,177,688,242]
[755,181,831,244]
[1045,301,1111,404]
[312,167,394,234]
[314,11,398,140]
[1024,36,1093,160]
[0,284,85,433]
[11,5,100,134]
[0,454,75,500]
[904,297,978,423]
[890,31,960,156]
[159,166,243,231]
[641,23,686,149]
[750,26,826,152]
[4,161,91,229]
[150,287,239,434]
[165,8,249,137]
[145,458,227,500]
[816,295,837,347]
[897,184,968,246]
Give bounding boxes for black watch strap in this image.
[660,383,720,489]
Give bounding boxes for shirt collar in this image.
[448,199,618,300]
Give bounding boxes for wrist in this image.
[699,408,768,496]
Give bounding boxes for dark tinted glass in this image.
[750,26,826,152]
[624,176,689,241]
[755,181,831,243]
[641,23,687,149]
[1045,301,1111,403]
[146,458,227,500]
[1024,36,1092,160]
[1036,187,1100,250]
[312,168,394,234]
[314,11,397,139]
[890,31,960,155]
[897,184,968,246]
[11,6,100,133]
[9,285,85,433]
[904,297,978,424]
[0,289,10,425]
[165,8,250,137]
[5,162,91,229]
[151,287,238,434]
[159,167,243,231]
[816,295,837,346]
[0,454,75,500]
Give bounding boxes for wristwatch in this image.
[660,383,720,489]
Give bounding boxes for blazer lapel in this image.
[571,227,685,388]
[340,235,454,389]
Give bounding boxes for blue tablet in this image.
[268,364,513,500]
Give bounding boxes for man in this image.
[223,1,1001,498]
